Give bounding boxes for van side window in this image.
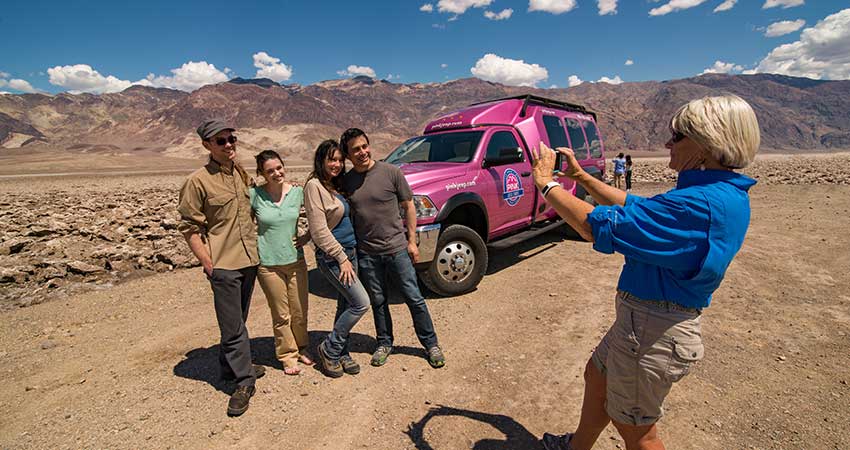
[542,115,569,149]
[584,121,603,158]
[485,131,522,165]
[566,118,589,160]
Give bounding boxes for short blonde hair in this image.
[670,95,760,169]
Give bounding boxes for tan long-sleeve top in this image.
[303,177,348,265]
[177,158,259,270]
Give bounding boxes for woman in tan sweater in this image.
[304,139,370,378]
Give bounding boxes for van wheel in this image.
[419,224,488,297]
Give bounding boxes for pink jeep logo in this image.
[502,168,524,206]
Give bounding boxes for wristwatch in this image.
[541,181,561,198]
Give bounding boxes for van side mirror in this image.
[484,147,524,167]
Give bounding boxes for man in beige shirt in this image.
[177,120,263,417]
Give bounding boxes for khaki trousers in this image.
[257,259,309,368]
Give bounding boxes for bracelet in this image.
[541,181,561,198]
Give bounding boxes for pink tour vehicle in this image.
[384,95,607,296]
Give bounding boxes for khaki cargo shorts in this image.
[591,291,704,426]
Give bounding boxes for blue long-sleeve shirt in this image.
[587,169,756,309]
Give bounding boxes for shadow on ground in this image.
[406,405,542,450]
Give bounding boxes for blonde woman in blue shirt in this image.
[251,150,314,375]
[533,95,760,450]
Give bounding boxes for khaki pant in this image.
[257,259,309,368]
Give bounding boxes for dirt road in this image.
[1,178,848,449]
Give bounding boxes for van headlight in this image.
[413,195,438,218]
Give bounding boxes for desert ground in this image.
[0,153,849,449]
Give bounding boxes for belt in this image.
[618,291,702,315]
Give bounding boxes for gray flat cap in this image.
[196,119,235,140]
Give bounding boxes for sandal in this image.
[283,366,302,376]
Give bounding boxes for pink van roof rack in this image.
[470,94,597,122]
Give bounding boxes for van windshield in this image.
[385,131,485,164]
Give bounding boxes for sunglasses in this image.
[670,130,686,143]
[209,135,237,146]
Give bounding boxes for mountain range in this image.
[1,73,848,160]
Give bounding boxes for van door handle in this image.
[521,171,531,177]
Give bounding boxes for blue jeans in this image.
[357,248,438,349]
[316,248,370,360]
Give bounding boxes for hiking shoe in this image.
[317,343,344,378]
[427,345,446,368]
[371,345,393,367]
[541,432,574,450]
[340,355,361,375]
[226,385,256,417]
[222,364,266,382]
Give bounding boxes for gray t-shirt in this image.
[342,161,413,255]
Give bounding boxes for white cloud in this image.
[598,0,618,15]
[386,74,401,80]
[625,59,634,66]
[752,8,850,80]
[47,64,132,94]
[0,71,9,78]
[701,60,744,74]
[649,0,709,16]
[529,0,577,14]
[441,63,449,69]
[432,23,446,29]
[714,0,736,12]
[420,3,434,12]
[448,15,460,21]
[763,0,804,9]
[0,91,10,95]
[597,75,623,84]
[549,84,559,89]
[137,61,230,91]
[764,19,805,37]
[568,75,584,87]
[437,0,492,14]
[252,51,293,82]
[470,53,548,87]
[337,65,377,78]
[484,8,513,20]
[0,78,40,93]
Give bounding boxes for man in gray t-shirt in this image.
[340,128,445,369]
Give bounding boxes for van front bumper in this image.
[415,224,441,263]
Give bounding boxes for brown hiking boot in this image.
[317,342,344,378]
[227,385,255,416]
[340,355,361,375]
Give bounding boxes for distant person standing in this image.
[625,154,633,192]
[612,153,626,190]
[339,128,446,369]
[177,120,264,417]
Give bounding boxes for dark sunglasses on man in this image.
[209,135,237,146]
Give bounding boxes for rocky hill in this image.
[1,73,848,159]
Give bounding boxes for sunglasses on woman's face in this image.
[209,135,237,146]
[670,131,686,143]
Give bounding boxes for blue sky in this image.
[1,0,848,94]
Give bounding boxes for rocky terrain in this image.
[2,154,848,311]
[2,74,850,160]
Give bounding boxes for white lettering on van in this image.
[431,121,463,130]
[445,174,479,191]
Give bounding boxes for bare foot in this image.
[283,366,302,376]
[298,354,315,366]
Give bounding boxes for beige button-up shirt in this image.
[177,158,259,270]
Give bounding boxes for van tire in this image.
[419,224,488,297]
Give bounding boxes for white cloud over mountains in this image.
[136,61,230,92]
[701,60,744,75]
[470,53,548,87]
[528,0,577,15]
[337,65,377,78]
[420,3,434,12]
[47,64,133,94]
[0,76,39,94]
[252,52,293,82]
[597,75,623,84]
[764,19,806,37]
[568,75,583,87]
[752,8,850,80]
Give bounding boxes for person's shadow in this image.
[406,405,542,450]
